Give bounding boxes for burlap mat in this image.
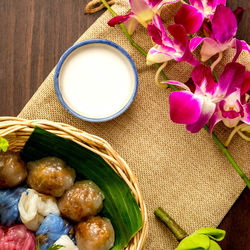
[18,1,250,249]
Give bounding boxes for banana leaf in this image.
[20,127,143,250]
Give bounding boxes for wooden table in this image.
[0,1,249,248]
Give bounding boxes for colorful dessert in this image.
[58,180,105,222]
[36,214,74,250]
[18,189,60,231]
[75,216,115,250]
[0,187,26,226]
[0,151,27,189]
[0,224,36,250]
[0,152,115,250]
[27,157,75,197]
[54,235,78,250]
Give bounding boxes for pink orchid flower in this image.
[210,70,250,130]
[174,0,226,33]
[108,0,179,34]
[146,14,199,66]
[189,0,226,18]
[190,5,250,62]
[164,62,249,133]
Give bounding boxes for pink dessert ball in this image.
[0,224,36,250]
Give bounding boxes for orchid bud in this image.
[233,7,245,25]
[202,19,212,37]
[184,78,196,93]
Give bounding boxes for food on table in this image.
[0,224,36,250]
[0,147,116,250]
[0,151,27,188]
[54,235,78,250]
[0,187,26,226]
[75,216,115,250]
[58,180,105,222]
[18,188,60,231]
[36,214,74,250]
[27,157,76,197]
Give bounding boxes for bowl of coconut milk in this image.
[54,39,138,122]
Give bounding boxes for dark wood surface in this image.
[0,1,249,249]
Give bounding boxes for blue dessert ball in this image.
[0,186,26,226]
[36,214,73,250]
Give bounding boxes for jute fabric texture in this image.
[19,1,250,249]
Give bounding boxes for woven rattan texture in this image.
[18,1,250,249]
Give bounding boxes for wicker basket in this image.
[0,117,148,249]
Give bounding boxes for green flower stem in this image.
[209,59,219,82]
[154,207,188,241]
[204,125,250,189]
[213,70,219,82]
[101,0,250,188]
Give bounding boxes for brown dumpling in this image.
[58,180,105,222]
[27,157,75,197]
[75,216,115,250]
[0,151,27,189]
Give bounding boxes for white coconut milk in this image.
[59,43,136,119]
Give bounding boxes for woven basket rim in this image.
[0,116,148,250]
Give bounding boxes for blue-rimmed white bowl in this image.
[54,39,138,122]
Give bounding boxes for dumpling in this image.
[58,180,105,222]
[54,235,78,250]
[0,224,36,250]
[27,157,75,197]
[0,187,26,226]
[75,216,115,250]
[0,151,27,189]
[36,214,74,250]
[18,188,60,231]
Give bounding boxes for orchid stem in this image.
[155,62,168,88]
[154,207,188,241]
[209,59,219,82]
[101,0,250,189]
[204,125,250,189]
[225,123,250,147]
[100,0,178,90]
